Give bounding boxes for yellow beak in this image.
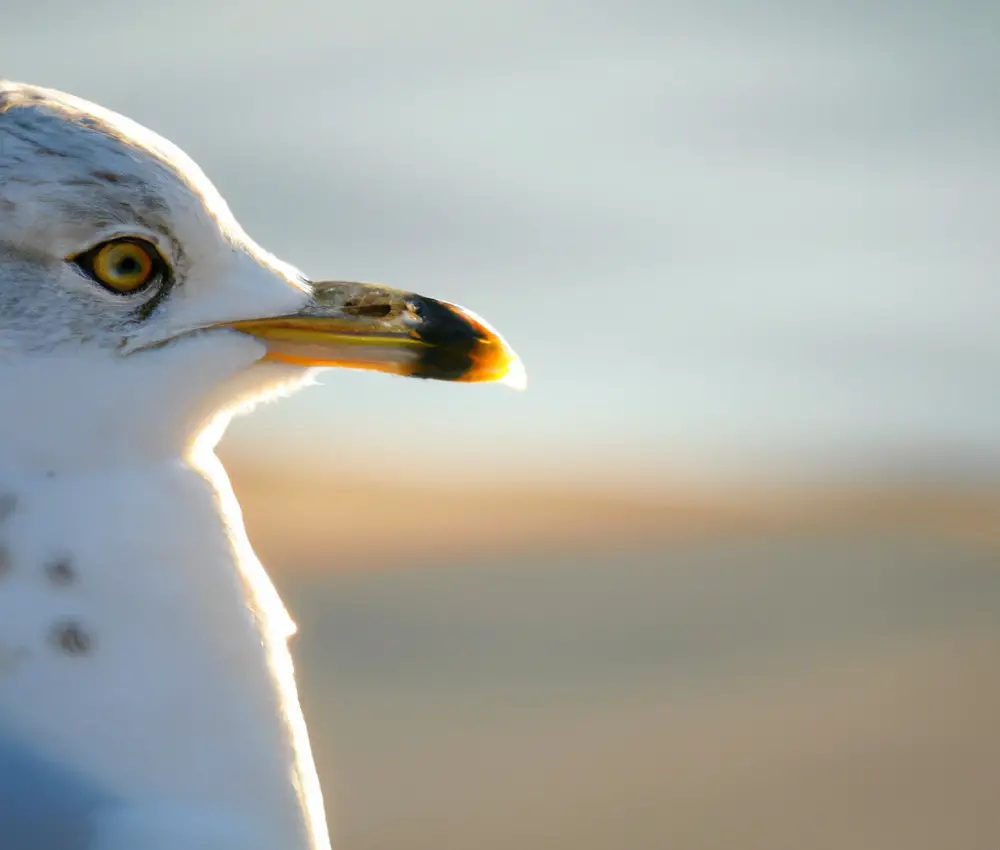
[222,280,525,389]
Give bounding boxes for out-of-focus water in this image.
[277,535,1000,850]
[4,0,999,481]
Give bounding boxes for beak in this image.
[220,280,525,389]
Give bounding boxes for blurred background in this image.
[6,1,1000,847]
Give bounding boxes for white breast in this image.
[0,459,329,850]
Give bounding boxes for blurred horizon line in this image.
[221,431,1000,495]
[221,444,1000,574]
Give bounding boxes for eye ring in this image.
[71,238,167,294]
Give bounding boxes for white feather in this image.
[0,81,333,849]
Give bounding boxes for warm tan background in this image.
[8,0,1000,846]
[225,453,1000,850]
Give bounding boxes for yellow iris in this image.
[91,241,156,292]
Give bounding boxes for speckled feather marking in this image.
[0,80,330,850]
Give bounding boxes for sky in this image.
[3,0,999,483]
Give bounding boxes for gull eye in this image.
[72,238,165,294]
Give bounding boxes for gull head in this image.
[0,81,524,468]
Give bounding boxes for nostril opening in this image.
[343,300,393,318]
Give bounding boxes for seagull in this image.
[0,81,523,850]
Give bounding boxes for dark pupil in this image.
[116,255,140,276]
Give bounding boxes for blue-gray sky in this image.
[4,0,999,482]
